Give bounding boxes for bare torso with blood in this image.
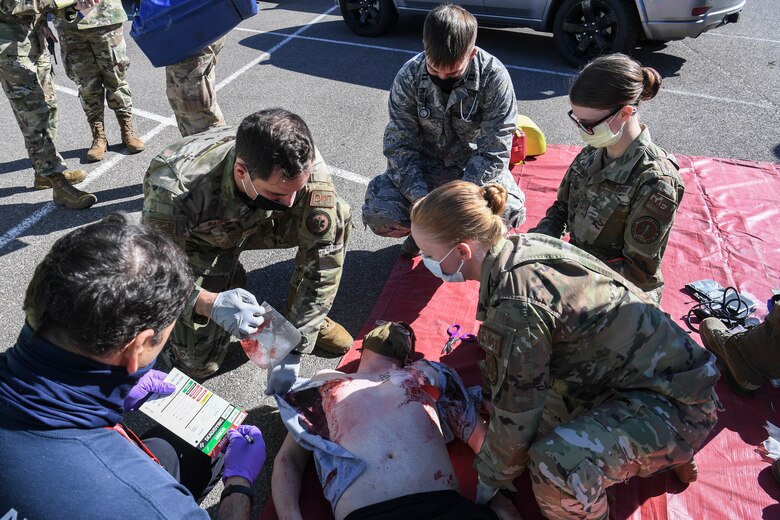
[285,365,459,520]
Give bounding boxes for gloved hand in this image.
[223,424,266,485]
[124,369,176,412]
[264,352,301,395]
[210,288,264,339]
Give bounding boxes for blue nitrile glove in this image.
[124,369,175,412]
[264,352,301,395]
[223,425,266,485]
[210,288,264,339]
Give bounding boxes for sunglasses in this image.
[568,106,624,135]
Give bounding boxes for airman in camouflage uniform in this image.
[165,36,225,137]
[142,123,351,378]
[54,0,144,161]
[363,48,526,240]
[0,0,96,208]
[530,126,682,303]
[475,233,719,519]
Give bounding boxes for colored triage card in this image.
[140,368,247,457]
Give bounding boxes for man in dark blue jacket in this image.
[0,213,267,520]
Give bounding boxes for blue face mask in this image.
[421,245,465,283]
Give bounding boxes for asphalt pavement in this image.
[0,0,778,515]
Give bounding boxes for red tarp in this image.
[262,145,780,519]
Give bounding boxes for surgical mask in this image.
[422,245,465,283]
[578,113,625,148]
[241,178,294,212]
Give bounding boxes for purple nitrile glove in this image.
[124,369,176,412]
[222,424,266,485]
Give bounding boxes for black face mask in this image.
[239,188,293,212]
[430,74,466,94]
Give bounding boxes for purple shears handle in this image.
[442,324,477,354]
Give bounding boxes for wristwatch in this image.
[221,484,254,505]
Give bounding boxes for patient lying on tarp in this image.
[271,321,519,520]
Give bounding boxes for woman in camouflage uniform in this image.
[410,180,719,520]
[530,54,683,305]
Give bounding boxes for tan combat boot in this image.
[316,317,354,355]
[117,114,145,153]
[86,121,107,162]
[34,169,87,190]
[50,173,97,210]
[699,317,762,396]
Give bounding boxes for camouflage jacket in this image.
[474,234,718,488]
[55,0,127,30]
[384,48,517,202]
[0,0,73,57]
[142,127,347,345]
[530,127,683,292]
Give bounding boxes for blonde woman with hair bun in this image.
[411,180,719,519]
[530,53,682,305]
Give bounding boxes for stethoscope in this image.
[418,64,479,122]
[418,94,478,122]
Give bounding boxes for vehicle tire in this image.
[552,0,640,67]
[339,0,399,37]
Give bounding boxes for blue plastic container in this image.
[130,0,258,67]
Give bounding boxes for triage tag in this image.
[139,368,247,458]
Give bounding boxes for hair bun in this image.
[640,66,662,101]
[482,184,507,216]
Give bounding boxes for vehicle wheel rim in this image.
[561,0,618,60]
[344,0,381,28]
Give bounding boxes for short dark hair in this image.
[235,108,316,181]
[24,213,193,357]
[423,4,477,70]
[570,53,662,109]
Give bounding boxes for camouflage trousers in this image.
[165,37,225,137]
[57,23,132,123]
[362,168,526,238]
[727,304,780,385]
[0,37,67,178]
[170,200,351,374]
[528,389,717,520]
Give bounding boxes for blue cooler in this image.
[130,0,258,67]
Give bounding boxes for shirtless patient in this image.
[272,321,519,520]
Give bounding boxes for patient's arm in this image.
[272,433,312,520]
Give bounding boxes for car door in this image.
[479,0,547,23]
[401,0,486,15]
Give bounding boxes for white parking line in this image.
[217,6,338,91]
[54,85,177,126]
[0,5,339,252]
[328,165,369,185]
[0,122,169,252]
[662,88,773,108]
[235,27,775,108]
[704,32,780,44]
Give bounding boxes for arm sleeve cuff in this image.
[181,285,207,329]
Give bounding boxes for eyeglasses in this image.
[567,106,623,135]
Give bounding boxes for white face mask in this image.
[578,112,625,148]
[422,245,465,283]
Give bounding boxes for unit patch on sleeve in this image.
[631,216,661,244]
[306,210,332,236]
